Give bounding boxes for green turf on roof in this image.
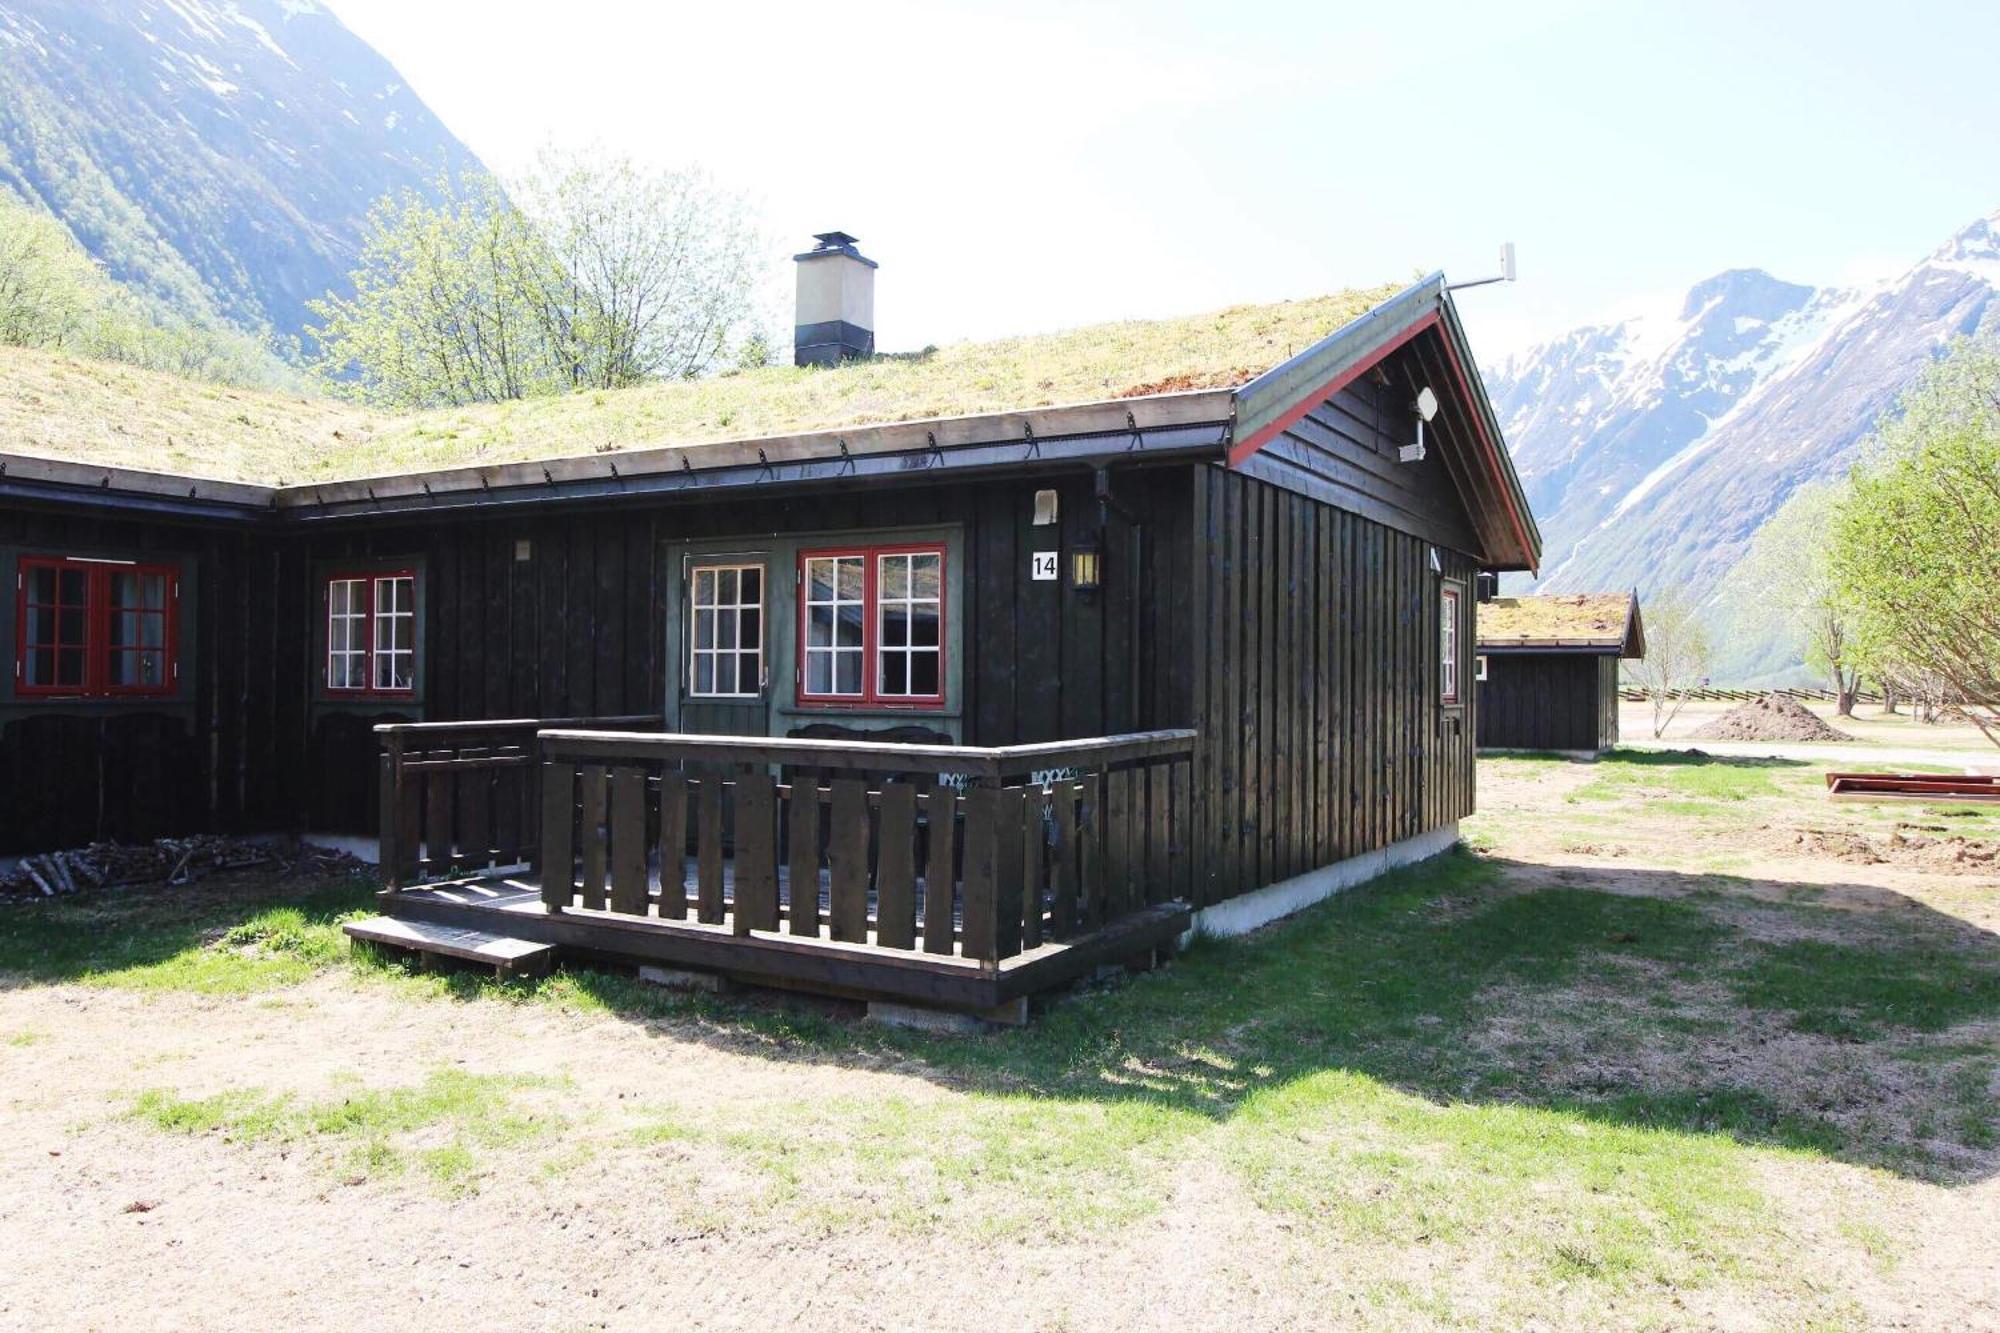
[0,284,1398,486]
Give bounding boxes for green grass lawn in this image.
[4,772,1997,1327]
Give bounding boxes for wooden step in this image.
[344,915,557,978]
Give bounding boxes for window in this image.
[1475,654,1489,683]
[689,562,763,697]
[799,544,945,706]
[325,572,417,695]
[15,557,178,698]
[1440,583,1462,704]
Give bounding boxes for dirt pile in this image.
[1690,693,1853,743]
[1766,823,2000,876]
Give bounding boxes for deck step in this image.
[344,915,557,978]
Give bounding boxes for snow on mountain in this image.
[0,0,485,338]
[1488,210,2000,671]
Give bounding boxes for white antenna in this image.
[1447,242,1517,292]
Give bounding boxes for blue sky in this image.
[327,0,1999,365]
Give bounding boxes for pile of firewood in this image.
[1,835,363,900]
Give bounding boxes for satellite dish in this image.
[1414,386,1439,422]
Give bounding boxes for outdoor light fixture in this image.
[1071,534,1102,595]
[1400,386,1438,464]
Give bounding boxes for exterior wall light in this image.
[1071,535,1102,595]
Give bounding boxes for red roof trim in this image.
[1225,311,1440,467]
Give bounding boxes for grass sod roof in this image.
[1477,593,1642,654]
[0,284,1400,487]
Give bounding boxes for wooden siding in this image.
[1476,652,1618,753]
[1190,466,1478,907]
[0,507,302,853]
[1233,345,1485,558]
[291,467,1194,834]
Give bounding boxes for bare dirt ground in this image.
[0,752,1995,1331]
[1625,698,2000,765]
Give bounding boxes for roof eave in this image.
[1225,274,1543,573]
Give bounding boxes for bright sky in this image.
[326,0,2000,367]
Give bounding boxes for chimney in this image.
[793,231,876,366]
[1475,571,1499,603]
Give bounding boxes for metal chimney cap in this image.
[795,230,878,268]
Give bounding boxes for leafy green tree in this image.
[306,150,766,407]
[1830,336,2000,746]
[305,172,561,408]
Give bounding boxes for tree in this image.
[512,147,763,389]
[305,172,561,408]
[1830,336,2000,747]
[307,150,766,407]
[1622,589,1712,738]
[1723,481,1864,713]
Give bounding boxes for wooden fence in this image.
[531,728,1197,967]
[375,715,662,888]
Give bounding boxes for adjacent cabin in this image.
[0,237,1539,1016]
[1475,591,1643,756]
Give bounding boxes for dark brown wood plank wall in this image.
[1474,652,1609,753]
[286,467,1194,833]
[1190,463,1479,908]
[0,506,293,853]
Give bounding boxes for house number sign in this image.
[1031,551,1058,581]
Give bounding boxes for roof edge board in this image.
[280,388,1234,508]
[0,391,1235,522]
[1229,273,1445,456]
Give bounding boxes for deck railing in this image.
[375,715,663,888]
[532,728,1197,966]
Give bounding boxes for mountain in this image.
[1489,210,2000,678]
[0,0,484,342]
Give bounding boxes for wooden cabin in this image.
[0,245,1539,1016]
[1474,592,1643,756]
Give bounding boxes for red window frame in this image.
[324,570,418,697]
[796,543,946,709]
[15,556,180,699]
[1440,583,1463,705]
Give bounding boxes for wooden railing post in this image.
[540,759,576,912]
[378,731,405,891]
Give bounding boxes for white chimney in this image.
[793,231,876,366]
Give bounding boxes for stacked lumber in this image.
[1,836,362,900]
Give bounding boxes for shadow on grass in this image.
[0,870,379,991]
[408,848,2000,1185]
[4,846,1995,1186]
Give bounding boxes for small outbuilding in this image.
[1475,591,1643,756]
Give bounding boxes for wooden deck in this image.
[372,720,1200,1014]
[382,872,1190,1012]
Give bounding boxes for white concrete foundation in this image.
[1186,822,1460,942]
[301,833,380,864]
[867,996,1030,1032]
[638,965,731,994]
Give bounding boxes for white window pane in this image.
[911,650,940,697]
[739,608,760,651]
[740,567,760,605]
[910,553,940,599]
[718,567,737,604]
[806,651,831,695]
[836,650,862,696]
[882,553,908,599]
